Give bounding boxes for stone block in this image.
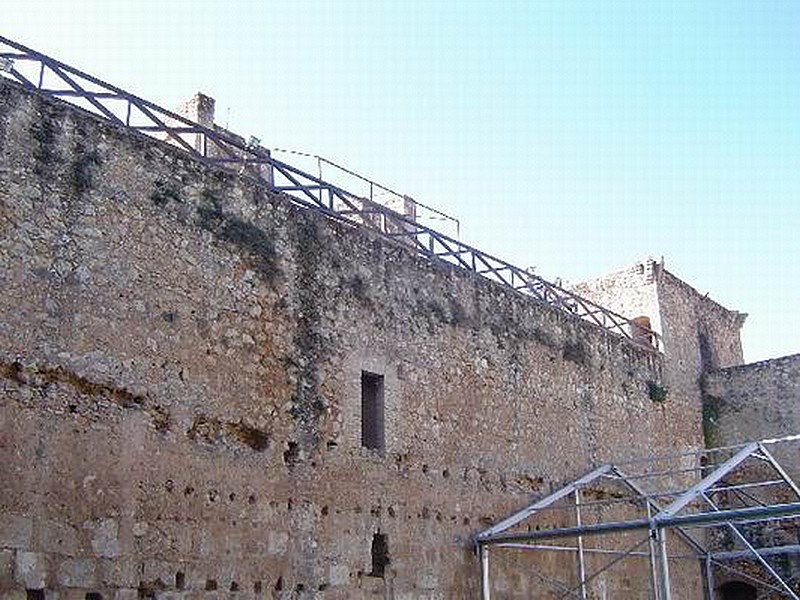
[0,590,26,600]
[142,560,177,589]
[221,534,241,559]
[87,519,121,558]
[115,589,138,600]
[15,551,46,589]
[416,568,437,590]
[57,558,96,588]
[99,558,138,588]
[154,593,185,600]
[38,520,79,556]
[328,564,349,587]
[0,550,14,588]
[0,515,32,549]
[266,533,287,556]
[193,531,213,558]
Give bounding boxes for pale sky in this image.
[4,1,800,362]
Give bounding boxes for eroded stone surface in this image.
[0,77,708,599]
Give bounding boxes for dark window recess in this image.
[136,583,155,600]
[27,591,45,600]
[719,581,757,600]
[86,594,103,600]
[175,572,185,590]
[205,579,217,591]
[630,315,654,347]
[361,372,385,454]
[369,532,390,578]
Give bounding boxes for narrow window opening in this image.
[369,532,390,578]
[175,572,185,590]
[361,371,385,455]
[86,594,103,600]
[27,591,45,600]
[205,579,217,591]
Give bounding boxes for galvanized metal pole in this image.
[646,505,661,600]
[655,527,672,600]
[758,443,800,500]
[479,543,491,600]
[574,490,588,600]
[317,156,323,204]
[704,554,715,600]
[702,492,800,600]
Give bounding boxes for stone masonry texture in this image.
[704,353,800,477]
[0,78,709,598]
[574,258,747,453]
[701,355,800,595]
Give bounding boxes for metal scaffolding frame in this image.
[0,34,660,349]
[475,435,800,600]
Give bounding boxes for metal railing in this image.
[0,34,659,350]
[270,148,461,239]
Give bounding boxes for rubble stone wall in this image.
[703,355,800,596]
[571,258,664,341]
[654,269,746,453]
[575,260,746,456]
[704,354,800,465]
[0,79,703,599]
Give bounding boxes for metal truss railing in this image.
[270,148,462,239]
[0,34,659,350]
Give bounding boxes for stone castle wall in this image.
[575,259,747,455]
[655,269,746,449]
[702,355,800,595]
[0,79,705,599]
[704,354,800,467]
[571,258,664,342]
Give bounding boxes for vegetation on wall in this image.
[647,381,668,403]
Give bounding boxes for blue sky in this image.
[5,1,800,361]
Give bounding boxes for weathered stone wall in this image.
[576,259,747,456]
[571,258,664,343]
[655,269,746,454]
[0,79,704,599]
[702,355,800,597]
[703,354,800,462]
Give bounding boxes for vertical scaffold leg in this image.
[480,543,491,600]
[656,527,672,600]
[575,490,588,600]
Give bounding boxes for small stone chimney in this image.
[174,93,215,153]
